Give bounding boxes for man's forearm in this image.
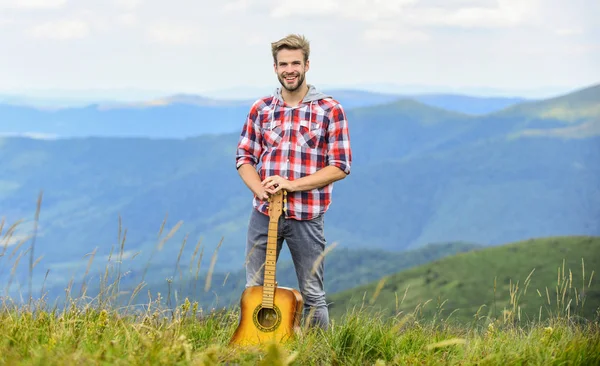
[237,164,265,197]
[291,165,347,192]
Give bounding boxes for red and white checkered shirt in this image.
[236,86,352,220]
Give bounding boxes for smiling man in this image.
[235,34,352,331]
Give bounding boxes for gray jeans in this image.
[245,207,329,330]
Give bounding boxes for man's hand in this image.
[262,175,296,194]
[253,186,270,201]
[262,166,348,194]
[238,164,269,200]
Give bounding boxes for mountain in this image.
[0,102,250,139]
[495,83,600,122]
[327,235,600,324]
[0,88,531,139]
[1,83,598,299]
[410,94,527,115]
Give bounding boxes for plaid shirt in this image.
[236,89,352,220]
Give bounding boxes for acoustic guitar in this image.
[229,189,304,346]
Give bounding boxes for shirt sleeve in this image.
[236,103,262,169]
[326,103,352,175]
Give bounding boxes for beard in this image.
[277,71,305,92]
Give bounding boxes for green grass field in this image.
[2,234,600,364]
[1,288,598,365]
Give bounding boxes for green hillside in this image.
[346,98,477,162]
[328,236,600,324]
[494,83,600,123]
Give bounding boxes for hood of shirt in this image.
[272,84,331,105]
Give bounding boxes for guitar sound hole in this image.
[256,307,279,328]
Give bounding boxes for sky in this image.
[0,0,599,100]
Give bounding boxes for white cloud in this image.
[402,0,542,28]
[221,0,250,13]
[0,17,15,27]
[555,27,584,36]
[29,19,89,39]
[117,13,138,27]
[363,27,430,44]
[0,0,597,96]
[265,0,543,46]
[0,0,66,9]
[146,23,200,45]
[112,0,142,11]
[269,0,417,21]
[266,0,539,27]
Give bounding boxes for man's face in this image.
[274,48,309,92]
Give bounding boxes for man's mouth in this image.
[284,74,298,83]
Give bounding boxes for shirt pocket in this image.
[298,119,323,149]
[261,118,284,148]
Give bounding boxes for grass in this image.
[1,196,600,364]
[1,284,598,365]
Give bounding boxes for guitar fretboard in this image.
[262,190,285,309]
[262,218,278,308]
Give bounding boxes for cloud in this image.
[112,0,142,11]
[266,0,542,28]
[221,0,250,13]
[362,26,430,44]
[0,0,596,95]
[263,0,544,46]
[146,23,201,45]
[403,0,542,28]
[555,27,584,36]
[29,19,89,39]
[269,0,417,21]
[117,13,138,27]
[0,0,66,9]
[0,17,15,27]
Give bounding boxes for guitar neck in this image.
[262,217,278,308]
[262,191,285,308]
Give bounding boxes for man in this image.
[235,34,352,331]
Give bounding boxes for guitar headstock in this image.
[268,190,286,220]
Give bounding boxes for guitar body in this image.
[230,190,304,347]
[229,285,303,346]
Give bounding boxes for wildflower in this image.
[181,298,191,314]
[98,309,109,327]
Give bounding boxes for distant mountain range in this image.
[0,88,530,139]
[0,83,598,303]
[1,82,571,107]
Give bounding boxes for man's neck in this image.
[281,84,309,107]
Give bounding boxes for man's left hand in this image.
[262,175,296,194]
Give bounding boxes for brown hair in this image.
[271,34,310,63]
